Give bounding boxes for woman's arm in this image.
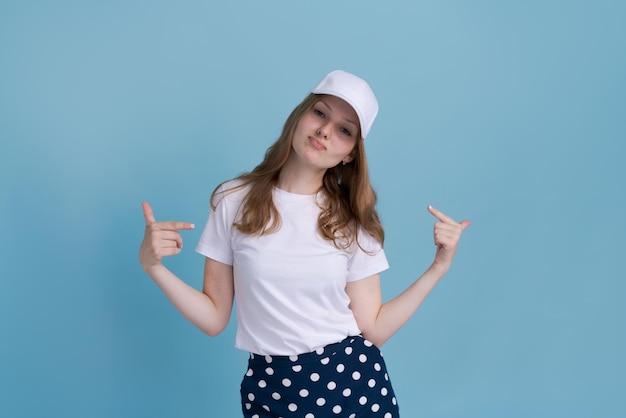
[346,205,470,347]
[139,202,234,336]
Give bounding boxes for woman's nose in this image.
[316,124,329,138]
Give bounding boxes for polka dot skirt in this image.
[240,335,399,417]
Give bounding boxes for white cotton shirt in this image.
[195,180,389,356]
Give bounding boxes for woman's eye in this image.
[313,109,325,118]
[341,128,352,137]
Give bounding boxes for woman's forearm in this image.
[145,264,231,336]
[363,263,448,347]
[359,206,469,347]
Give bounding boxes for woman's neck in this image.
[276,159,325,195]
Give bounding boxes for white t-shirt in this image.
[195,180,389,355]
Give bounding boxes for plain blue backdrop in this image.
[1,1,624,417]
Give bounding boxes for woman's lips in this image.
[310,136,326,150]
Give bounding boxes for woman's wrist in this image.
[143,262,166,277]
[428,260,450,278]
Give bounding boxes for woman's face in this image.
[289,95,360,171]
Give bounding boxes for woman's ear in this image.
[342,149,356,165]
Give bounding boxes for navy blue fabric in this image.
[241,335,400,417]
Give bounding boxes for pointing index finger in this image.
[428,205,457,224]
[160,221,196,231]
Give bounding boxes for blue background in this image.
[1,1,625,417]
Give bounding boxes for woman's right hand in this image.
[138,202,195,272]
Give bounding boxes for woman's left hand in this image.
[428,205,471,272]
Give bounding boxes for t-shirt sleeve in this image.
[346,228,389,282]
[195,189,235,266]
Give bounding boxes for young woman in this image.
[139,70,470,417]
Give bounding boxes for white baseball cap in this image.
[310,70,379,139]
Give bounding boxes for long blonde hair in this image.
[211,94,384,249]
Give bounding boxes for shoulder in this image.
[211,178,250,208]
[354,225,384,255]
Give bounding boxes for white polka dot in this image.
[368,378,376,388]
[292,365,303,372]
[352,371,361,380]
[282,378,292,387]
[336,364,345,373]
[310,372,320,382]
[359,354,367,363]
[251,414,259,418]
[333,405,342,414]
[299,389,309,397]
[265,367,274,375]
[381,387,388,396]
[327,381,337,390]
[272,392,281,400]
[385,373,389,381]
[246,368,253,376]
[289,355,298,362]
[385,413,393,418]
[248,393,255,401]
[316,347,324,355]
[245,403,251,410]
[316,397,326,406]
[364,339,373,347]
[320,357,330,365]
[258,380,267,388]
[392,397,397,405]
[342,388,351,397]
[371,403,380,412]
[345,347,353,355]
[288,403,298,412]
[265,355,273,363]
[374,363,382,371]
[262,405,270,411]
[348,414,356,418]
[305,414,315,418]
[359,395,367,405]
